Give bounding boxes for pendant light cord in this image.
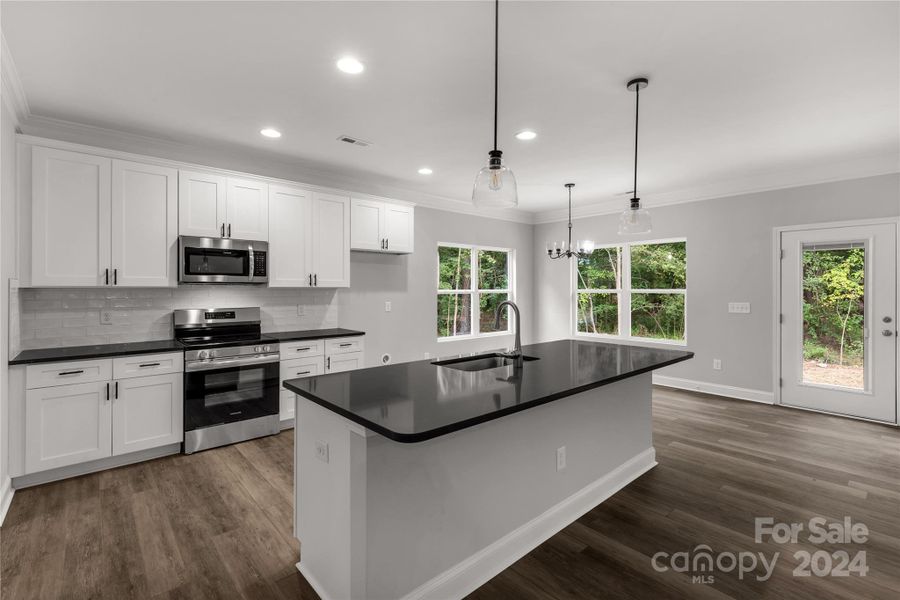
[493,0,499,152]
[632,84,640,201]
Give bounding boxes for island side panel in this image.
[364,373,654,600]
[295,397,368,600]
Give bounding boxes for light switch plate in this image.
[315,441,329,464]
[728,302,751,314]
[385,301,392,312]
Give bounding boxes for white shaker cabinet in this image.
[25,380,113,473]
[111,160,178,287]
[326,352,364,373]
[350,198,414,254]
[31,147,111,286]
[112,372,183,455]
[178,170,227,238]
[227,177,269,241]
[268,184,312,287]
[310,192,351,287]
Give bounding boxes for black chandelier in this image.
[547,184,595,260]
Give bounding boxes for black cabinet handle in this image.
[339,343,352,347]
[327,356,331,370]
[308,274,312,286]
[139,362,160,368]
[386,238,389,250]
[381,239,385,249]
[314,274,317,286]
[104,268,109,285]
[297,370,311,375]
[227,223,232,238]
[113,269,117,285]
[106,382,110,401]
[296,347,311,352]
[59,370,84,376]
[115,381,119,399]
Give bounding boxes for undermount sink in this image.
[432,353,539,372]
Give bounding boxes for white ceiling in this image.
[2,1,898,219]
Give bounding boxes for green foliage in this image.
[438,246,471,290]
[576,293,618,335]
[631,293,685,340]
[631,242,686,289]
[437,246,510,338]
[479,293,509,333]
[478,250,509,290]
[437,293,471,337]
[576,248,620,290]
[802,247,865,366]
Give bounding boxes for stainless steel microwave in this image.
[178,236,268,284]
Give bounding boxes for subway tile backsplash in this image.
[16,287,339,351]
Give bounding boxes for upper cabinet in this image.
[311,192,351,287]
[350,198,414,254]
[179,172,268,240]
[31,147,177,287]
[268,184,312,287]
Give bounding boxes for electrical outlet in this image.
[713,359,722,371]
[297,305,305,316]
[315,441,329,463]
[100,310,113,325]
[556,446,567,471]
[385,301,392,312]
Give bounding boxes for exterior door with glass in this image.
[779,222,897,423]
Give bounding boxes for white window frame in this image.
[573,237,687,346]
[437,243,515,342]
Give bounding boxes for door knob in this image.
[882,329,894,337]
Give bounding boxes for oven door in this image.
[179,236,263,284]
[184,355,280,431]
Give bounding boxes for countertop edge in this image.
[284,351,694,443]
[9,346,184,366]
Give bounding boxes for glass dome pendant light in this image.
[547,184,595,259]
[472,0,518,208]
[618,77,652,234]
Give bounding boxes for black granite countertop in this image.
[266,328,365,342]
[9,339,185,366]
[284,339,693,443]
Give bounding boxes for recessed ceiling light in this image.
[417,167,433,175]
[337,56,365,74]
[260,128,282,138]
[515,130,537,141]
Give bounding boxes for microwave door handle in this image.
[248,247,254,282]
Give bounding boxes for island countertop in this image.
[283,339,692,443]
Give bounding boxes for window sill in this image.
[437,331,513,343]
[573,332,688,348]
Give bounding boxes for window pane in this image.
[577,247,621,290]
[479,292,509,333]
[576,293,619,335]
[802,245,865,390]
[437,293,472,337]
[478,250,509,290]
[631,293,685,340]
[631,242,686,289]
[438,246,472,290]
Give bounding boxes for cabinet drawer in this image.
[325,337,365,356]
[113,352,184,379]
[281,356,325,389]
[280,339,324,359]
[26,359,113,390]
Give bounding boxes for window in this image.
[575,240,686,343]
[438,244,513,339]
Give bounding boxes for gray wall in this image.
[338,206,535,367]
[534,173,900,394]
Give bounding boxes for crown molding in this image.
[532,152,900,224]
[1,31,29,125]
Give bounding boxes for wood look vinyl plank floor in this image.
[2,388,898,600]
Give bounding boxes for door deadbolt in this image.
[883,316,893,323]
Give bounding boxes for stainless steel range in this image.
[175,307,280,453]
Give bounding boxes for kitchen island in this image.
[284,339,692,600]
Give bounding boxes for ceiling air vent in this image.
[337,135,372,147]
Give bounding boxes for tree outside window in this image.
[438,244,513,339]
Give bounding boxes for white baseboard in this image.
[399,447,657,600]
[652,374,775,404]
[296,561,335,600]
[0,476,14,526]
[280,417,295,431]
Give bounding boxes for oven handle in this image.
[185,353,280,372]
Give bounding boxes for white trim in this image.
[296,561,336,600]
[11,443,181,489]
[398,447,657,600]
[533,157,900,224]
[0,32,29,124]
[0,477,14,526]
[652,375,775,404]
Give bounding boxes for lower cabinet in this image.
[280,356,325,422]
[23,354,184,475]
[326,352,364,373]
[25,381,113,473]
[113,372,183,455]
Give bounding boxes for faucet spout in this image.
[495,300,522,365]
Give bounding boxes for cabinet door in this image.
[111,160,178,287]
[311,192,351,287]
[326,352,364,373]
[25,381,112,473]
[227,178,269,241]
[269,184,312,287]
[31,147,111,286]
[383,204,414,253]
[179,170,226,237]
[350,198,384,251]
[112,372,183,456]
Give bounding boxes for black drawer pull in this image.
[296,347,311,352]
[339,343,353,347]
[139,363,161,368]
[297,370,311,375]
[58,370,84,376]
